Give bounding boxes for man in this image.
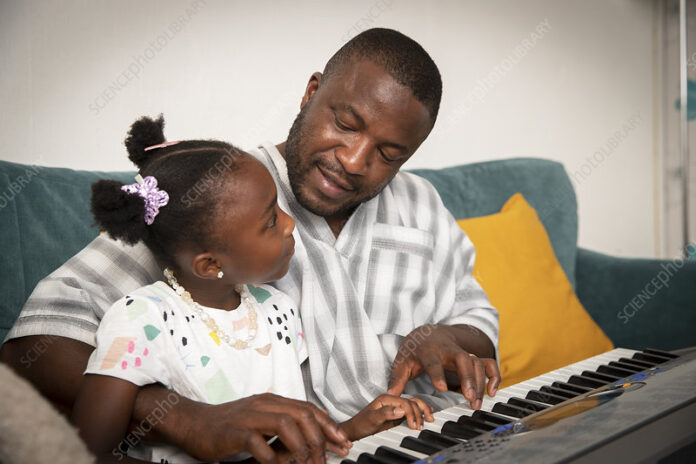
[1,28,499,463]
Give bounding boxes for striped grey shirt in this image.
[6,142,499,421]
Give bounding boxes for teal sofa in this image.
[1,158,695,350]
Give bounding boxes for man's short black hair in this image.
[322,28,442,127]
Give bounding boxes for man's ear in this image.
[300,72,323,109]
[190,253,222,280]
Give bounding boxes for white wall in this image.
[0,0,660,258]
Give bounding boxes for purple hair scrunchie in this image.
[121,175,170,225]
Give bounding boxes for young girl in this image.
[71,115,433,464]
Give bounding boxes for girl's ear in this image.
[190,253,222,280]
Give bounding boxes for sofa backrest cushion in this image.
[409,158,578,288]
[0,157,579,341]
[0,160,133,341]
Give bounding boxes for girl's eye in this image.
[267,214,277,229]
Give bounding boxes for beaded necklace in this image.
[163,268,259,350]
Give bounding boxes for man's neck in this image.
[325,214,351,238]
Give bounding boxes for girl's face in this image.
[210,157,295,284]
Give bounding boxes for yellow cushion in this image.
[457,193,613,388]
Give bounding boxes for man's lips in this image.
[316,165,354,192]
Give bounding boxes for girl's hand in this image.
[340,394,434,441]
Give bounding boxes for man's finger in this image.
[238,426,279,464]
[472,358,486,409]
[484,358,501,397]
[260,412,312,464]
[387,354,411,396]
[454,352,476,404]
[421,352,448,392]
[259,395,350,449]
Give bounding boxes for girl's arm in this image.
[71,373,140,459]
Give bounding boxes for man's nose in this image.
[336,139,371,176]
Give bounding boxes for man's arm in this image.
[387,176,501,407]
[0,335,93,415]
[1,335,351,463]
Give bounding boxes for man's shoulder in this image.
[388,171,440,200]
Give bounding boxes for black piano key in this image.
[618,357,655,369]
[599,364,637,377]
[457,415,497,431]
[508,397,549,412]
[472,410,513,425]
[582,370,622,382]
[540,385,577,399]
[633,352,671,364]
[567,374,606,388]
[441,421,481,440]
[526,389,566,405]
[551,381,592,394]
[357,453,391,464]
[400,436,444,455]
[492,402,533,418]
[418,429,461,448]
[374,445,419,464]
[608,361,644,373]
[643,348,679,359]
[449,419,489,435]
[341,460,357,464]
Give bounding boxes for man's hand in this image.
[387,324,501,410]
[173,393,351,464]
[340,394,434,441]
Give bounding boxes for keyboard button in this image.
[567,375,606,388]
[643,348,679,359]
[607,361,642,373]
[357,453,392,464]
[618,357,655,369]
[551,381,591,394]
[492,402,532,418]
[633,352,671,364]
[507,397,548,412]
[441,421,481,440]
[540,386,576,399]
[457,415,496,431]
[581,370,621,382]
[472,410,513,425]
[526,390,566,405]
[599,364,637,377]
[400,436,443,455]
[374,445,419,464]
[418,429,461,448]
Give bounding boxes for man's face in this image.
[284,59,433,220]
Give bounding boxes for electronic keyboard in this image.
[331,347,696,463]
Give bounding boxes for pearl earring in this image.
[217,270,224,279]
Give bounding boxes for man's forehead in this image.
[323,60,431,146]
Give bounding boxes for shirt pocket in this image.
[364,223,436,338]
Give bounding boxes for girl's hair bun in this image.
[91,179,148,245]
[124,114,166,169]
